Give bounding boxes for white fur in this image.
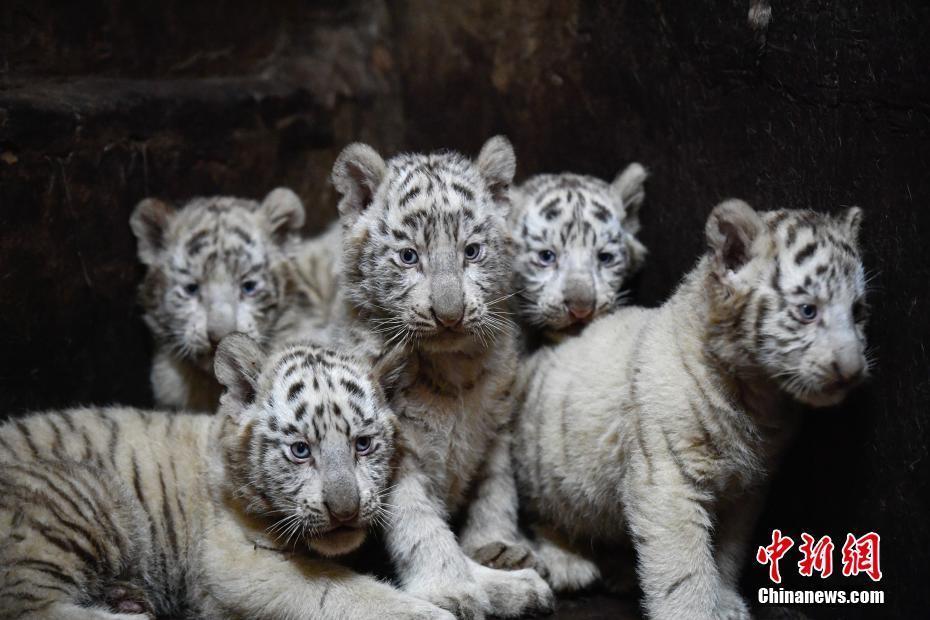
[511,201,869,619]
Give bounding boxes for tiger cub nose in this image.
[326,502,360,524]
[831,358,865,385]
[432,307,463,328]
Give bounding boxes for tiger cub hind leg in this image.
[0,461,155,620]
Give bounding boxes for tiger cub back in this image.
[510,164,648,344]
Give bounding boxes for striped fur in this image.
[511,164,648,342]
[131,188,306,411]
[0,338,455,620]
[272,221,344,349]
[511,201,870,620]
[324,138,554,619]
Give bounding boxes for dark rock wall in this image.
[0,0,402,412]
[1,1,926,617]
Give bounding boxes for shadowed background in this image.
[1,1,927,618]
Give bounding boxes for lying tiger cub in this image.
[0,336,452,619]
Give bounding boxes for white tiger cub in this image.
[273,221,343,347]
[131,188,306,411]
[512,200,870,619]
[323,137,554,619]
[510,164,648,343]
[0,336,454,620]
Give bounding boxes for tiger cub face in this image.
[131,189,305,370]
[332,137,517,353]
[511,165,648,333]
[215,335,399,557]
[705,200,869,407]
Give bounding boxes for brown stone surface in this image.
[0,0,402,413]
[1,1,927,618]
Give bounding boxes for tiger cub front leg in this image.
[623,473,721,620]
[386,454,491,619]
[202,514,453,620]
[714,493,762,620]
[389,451,553,619]
[459,429,541,574]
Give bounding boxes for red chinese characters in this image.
[798,533,834,578]
[757,530,882,582]
[756,529,795,583]
[841,532,883,582]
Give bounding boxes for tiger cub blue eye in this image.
[464,243,483,261]
[241,280,258,295]
[398,248,419,265]
[798,304,818,321]
[183,282,200,295]
[290,441,311,460]
[597,252,615,265]
[537,250,556,265]
[355,436,373,455]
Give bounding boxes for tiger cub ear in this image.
[332,143,387,220]
[476,135,516,207]
[842,206,863,240]
[259,188,305,243]
[610,162,648,235]
[130,198,175,265]
[369,346,410,403]
[215,333,265,415]
[705,199,766,276]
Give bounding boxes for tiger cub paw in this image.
[102,581,155,617]
[533,537,601,592]
[717,588,751,620]
[388,596,458,620]
[407,577,490,620]
[467,540,545,576]
[471,561,555,618]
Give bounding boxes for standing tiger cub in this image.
[512,200,870,619]
[131,188,306,411]
[322,137,554,618]
[0,336,454,620]
[510,164,648,345]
